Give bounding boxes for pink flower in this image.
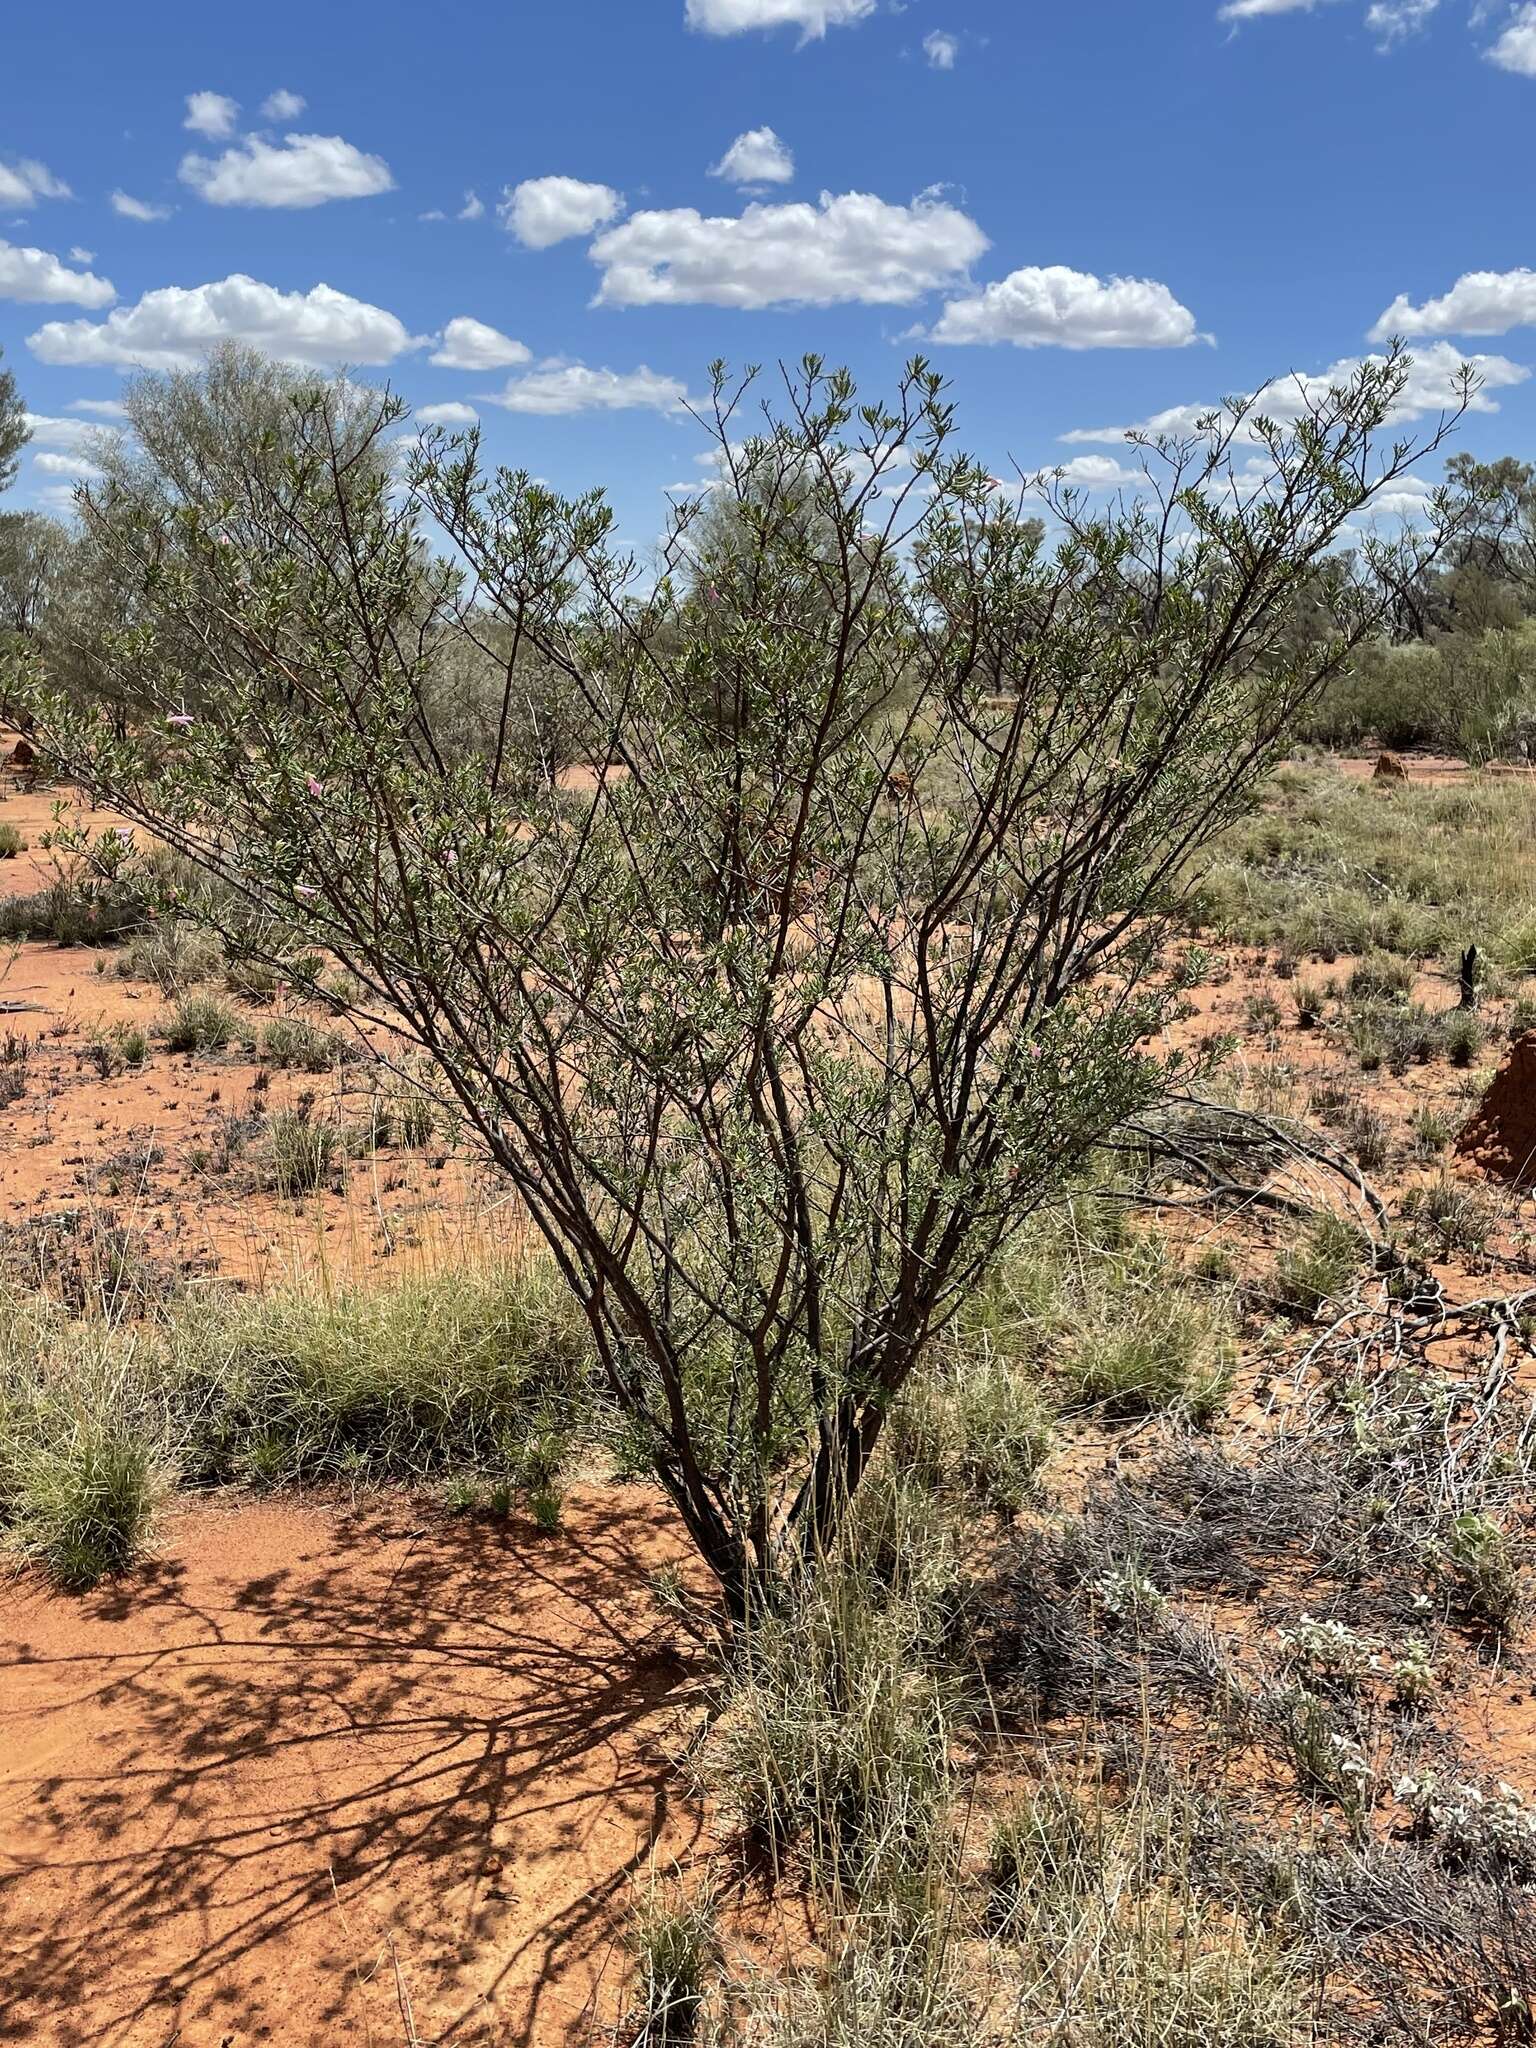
[306,776,325,798]
[166,713,193,729]
[294,884,318,901]
[445,850,458,868]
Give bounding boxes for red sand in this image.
[0,1491,702,2047]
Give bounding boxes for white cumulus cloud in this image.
[430,316,532,370]
[709,128,795,186]
[0,242,114,307]
[1218,0,1333,17]
[180,133,394,208]
[1488,1,1536,73]
[1218,0,1441,43]
[0,158,71,209]
[1370,268,1536,339]
[415,401,480,427]
[478,362,691,415]
[590,189,987,308]
[926,266,1200,349]
[685,0,876,35]
[260,89,307,121]
[500,176,624,248]
[924,30,960,67]
[23,412,102,453]
[184,91,240,139]
[1366,0,1438,43]
[1062,340,1528,445]
[67,398,127,417]
[1045,454,1147,489]
[33,449,104,480]
[111,190,173,223]
[28,274,416,371]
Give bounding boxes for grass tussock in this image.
[157,991,239,1054]
[0,1256,596,1583]
[1189,760,1536,971]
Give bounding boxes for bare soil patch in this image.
[0,1488,700,2047]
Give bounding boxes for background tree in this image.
[13,349,1466,1614]
[0,344,27,497]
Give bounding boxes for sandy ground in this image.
[0,1489,703,2048]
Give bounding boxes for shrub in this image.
[158,992,238,1053]
[0,823,26,858]
[1438,1510,1521,1634]
[23,346,1458,1614]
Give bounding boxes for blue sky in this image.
[5,0,1536,549]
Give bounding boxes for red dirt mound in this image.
[1373,750,1409,782]
[0,1489,702,2047]
[1456,1031,1536,1187]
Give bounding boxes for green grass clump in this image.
[1060,1281,1234,1421]
[1442,1009,1485,1068]
[159,1260,595,1486]
[0,1256,597,1538]
[698,1479,962,1899]
[1190,761,1536,970]
[888,1349,1053,1514]
[1269,1215,1363,1321]
[158,991,239,1053]
[7,1417,160,1589]
[256,1015,346,1072]
[86,1022,150,1077]
[625,1876,720,2046]
[0,823,27,858]
[109,922,223,994]
[265,1108,337,1193]
[0,879,146,947]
